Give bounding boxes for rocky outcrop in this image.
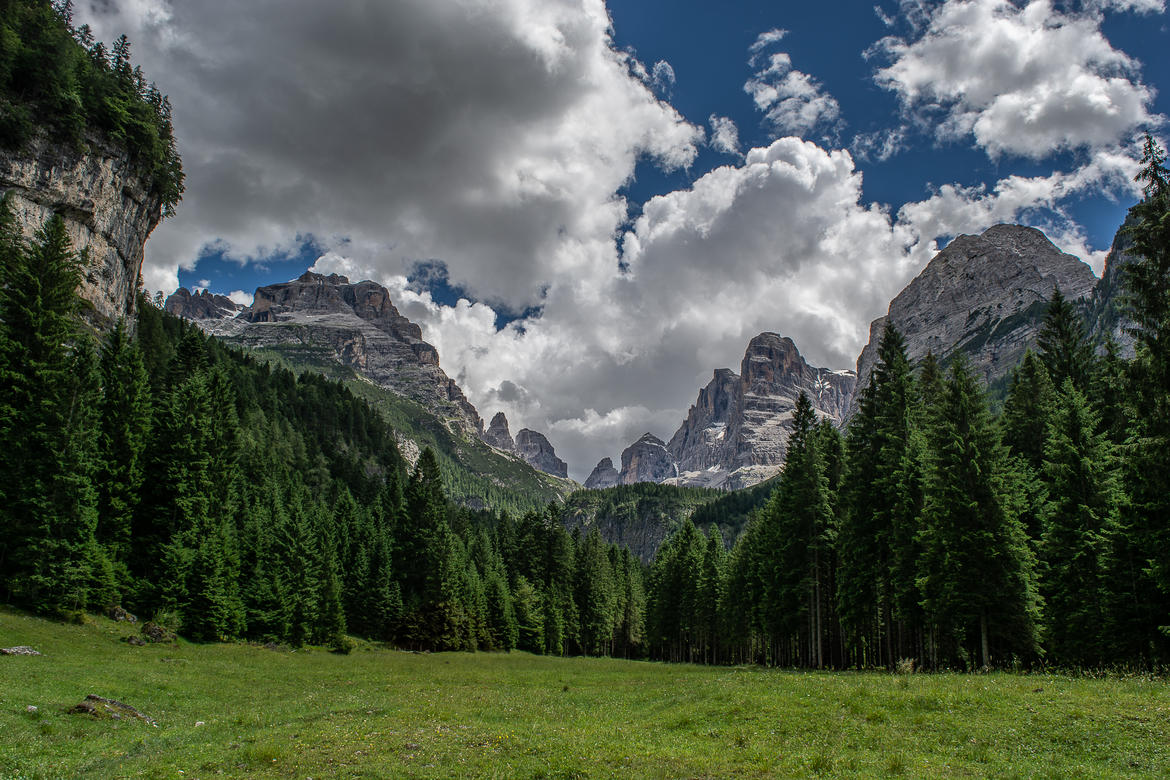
[584,457,620,490]
[597,332,855,490]
[176,271,483,436]
[165,288,242,321]
[1087,212,1137,357]
[667,333,855,488]
[620,433,677,484]
[483,412,516,452]
[665,368,739,474]
[0,133,163,327]
[514,429,568,478]
[851,224,1097,412]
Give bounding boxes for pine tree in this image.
[1037,287,1094,394]
[768,392,835,667]
[574,527,616,655]
[1118,133,1170,655]
[917,355,1040,670]
[838,322,922,668]
[1000,350,1056,545]
[0,211,104,614]
[94,320,152,592]
[1041,380,1120,666]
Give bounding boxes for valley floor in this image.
[1,608,1166,779]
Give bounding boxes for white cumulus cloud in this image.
[874,0,1160,159]
[708,115,741,155]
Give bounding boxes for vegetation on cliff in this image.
[0,0,183,213]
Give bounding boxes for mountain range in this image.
[164,221,1132,500]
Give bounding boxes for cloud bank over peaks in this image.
[873,0,1162,159]
[78,0,703,306]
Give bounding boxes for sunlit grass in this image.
[1,607,1166,778]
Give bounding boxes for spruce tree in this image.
[1000,350,1056,545]
[1118,133,1170,654]
[769,392,835,667]
[574,527,616,655]
[94,320,152,588]
[838,322,922,668]
[1041,380,1120,666]
[917,355,1040,670]
[1037,287,1094,394]
[0,211,104,614]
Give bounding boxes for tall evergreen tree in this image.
[94,320,152,586]
[999,350,1056,545]
[0,211,104,614]
[838,322,922,668]
[768,392,835,667]
[917,355,1040,670]
[1041,380,1121,666]
[1118,133,1170,656]
[1037,287,1094,394]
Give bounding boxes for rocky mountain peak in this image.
[483,411,515,452]
[741,332,803,386]
[620,433,677,485]
[598,332,855,490]
[851,223,1097,413]
[584,457,620,490]
[171,273,482,437]
[164,288,242,321]
[514,429,568,478]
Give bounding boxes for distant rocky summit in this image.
[483,411,516,452]
[851,224,1097,411]
[167,272,483,436]
[164,288,242,321]
[515,428,569,478]
[620,433,677,484]
[584,457,620,490]
[594,332,855,490]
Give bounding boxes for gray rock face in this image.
[181,271,483,436]
[0,133,163,327]
[584,457,620,490]
[1087,212,1137,357]
[483,411,516,452]
[663,332,855,488]
[165,288,242,321]
[620,433,677,484]
[514,429,568,478]
[851,224,1098,413]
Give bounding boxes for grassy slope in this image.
[246,346,577,515]
[3,609,1168,779]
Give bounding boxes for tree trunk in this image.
[980,611,990,672]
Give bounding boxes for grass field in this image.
[1,608,1167,778]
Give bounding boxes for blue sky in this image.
[83,0,1169,478]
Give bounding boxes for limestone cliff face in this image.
[483,411,516,452]
[0,133,163,326]
[584,457,620,490]
[170,272,483,436]
[663,333,855,489]
[619,433,677,485]
[598,332,854,490]
[165,288,242,321]
[851,224,1097,413]
[1087,213,1137,357]
[514,428,568,478]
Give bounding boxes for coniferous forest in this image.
[3,2,1170,674]
[3,138,1169,670]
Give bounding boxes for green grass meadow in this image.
[1,608,1167,778]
